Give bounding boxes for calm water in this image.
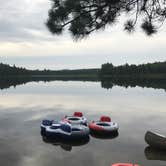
[0,81,166,166]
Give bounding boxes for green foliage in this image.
[101,63,114,75]
[1,61,166,78]
[0,63,30,76]
[0,62,99,77]
[100,61,166,76]
[46,0,166,39]
[0,62,166,91]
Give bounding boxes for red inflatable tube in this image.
[73,112,83,117]
[112,163,139,166]
[89,122,104,131]
[100,116,111,122]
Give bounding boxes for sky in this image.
[0,0,166,70]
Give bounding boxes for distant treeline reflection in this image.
[0,76,166,91]
[0,61,166,91]
[100,61,166,90]
[101,77,166,91]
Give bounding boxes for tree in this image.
[46,0,166,39]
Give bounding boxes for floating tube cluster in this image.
[40,114,141,165]
[41,113,119,141]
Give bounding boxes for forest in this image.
[0,63,30,76]
[0,63,99,78]
[0,61,166,91]
[0,61,166,78]
[100,61,166,78]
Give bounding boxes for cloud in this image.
[0,0,165,67]
[0,0,52,42]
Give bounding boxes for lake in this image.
[0,80,166,166]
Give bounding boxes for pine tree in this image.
[46,0,166,39]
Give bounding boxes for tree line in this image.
[0,61,166,91]
[0,63,99,77]
[1,61,166,77]
[0,63,30,76]
[100,61,166,77]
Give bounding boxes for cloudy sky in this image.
[0,0,166,69]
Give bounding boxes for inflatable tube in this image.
[63,113,87,126]
[112,164,139,166]
[89,121,119,135]
[69,125,90,140]
[40,119,53,132]
[45,122,89,140]
[100,116,111,122]
[45,122,71,138]
[73,112,83,117]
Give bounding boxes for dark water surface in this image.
[0,81,166,166]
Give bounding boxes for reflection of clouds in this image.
[1,0,166,67]
[0,140,22,166]
[0,81,165,112]
[0,82,166,166]
[0,0,50,42]
[21,150,96,166]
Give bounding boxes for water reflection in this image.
[41,135,90,152]
[144,146,166,161]
[100,78,166,91]
[0,76,166,91]
[0,80,166,166]
[90,131,119,140]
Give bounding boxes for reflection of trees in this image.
[1,62,166,91]
[100,61,166,91]
[0,76,98,90]
[0,77,31,90]
[100,77,166,91]
[101,80,114,90]
[0,76,166,92]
